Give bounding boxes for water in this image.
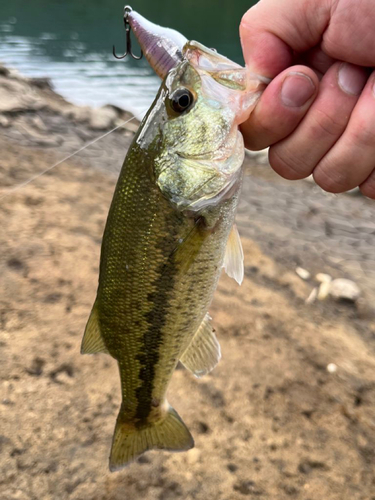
[0,0,256,118]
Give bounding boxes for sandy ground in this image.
[1,71,375,500]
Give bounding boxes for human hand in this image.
[240,0,375,198]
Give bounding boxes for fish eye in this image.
[170,88,194,113]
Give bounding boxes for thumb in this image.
[241,65,319,151]
[240,0,331,78]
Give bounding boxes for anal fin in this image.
[81,303,109,355]
[223,223,244,285]
[180,313,221,378]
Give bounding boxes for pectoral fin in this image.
[180,313,221,378]
[172,218,208,275]
[223,224,244,285]
[81,303,109,355]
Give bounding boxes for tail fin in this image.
[109,405,194,471]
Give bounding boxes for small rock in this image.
[317,281,331,300]
[197,421,210,434]
[53,371,74,385]
[329,278,360,302]
[298,459,327,474]
[327,363,337,374]
[315,273,332,284]
[26,357,45,376]
[305,287,318,304]
[233,480,262,496]
[62,105,92,123]
[89,106,118,130]
[0,115,10,127]
[295,267,310,280]
[2,398,14,405]
[0,76,43,112]
[186,448,201,464]
[50,363,75,383]
[0,65,9,76]
[29,77,53,90]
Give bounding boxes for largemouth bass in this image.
[82,16,265,470]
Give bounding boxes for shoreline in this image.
[0,63,140,181]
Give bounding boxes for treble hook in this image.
[113,5,143,60]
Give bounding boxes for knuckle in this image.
[360,173,375,199]
[269,145,314,180]
[348,119,375,150]
[313,163,349,193]
[312,107,347,139]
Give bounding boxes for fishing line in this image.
[0,111,145,200]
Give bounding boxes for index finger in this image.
[240,0,332,77]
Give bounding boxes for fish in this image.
[81,11,266,471]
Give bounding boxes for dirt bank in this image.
[1,68,375,500]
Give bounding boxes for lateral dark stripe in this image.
[134,237,179,425]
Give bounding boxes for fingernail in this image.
[281,72,315,107]
[338,63,367,95]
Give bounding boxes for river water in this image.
[0,0,256,118]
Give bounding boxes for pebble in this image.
[305,287,318,304]
[186,448,201,464]
[53,371,74,385]
[295,267,311,280]
[0,115,10,127]
[89,106,118,130]
[317,281,331,300]
[327,363,337,373]
[329,279,361,302]
[0,76,42,113]
[315,273,332,284]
